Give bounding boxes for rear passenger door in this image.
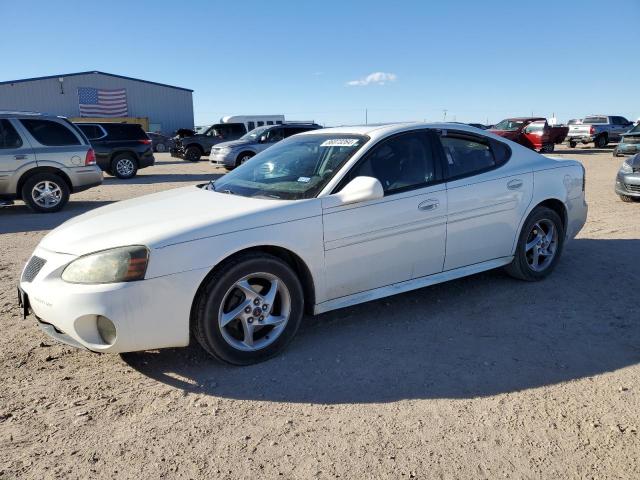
[19,119,85,169]
[437,130,533,270]
[0,119,35,195]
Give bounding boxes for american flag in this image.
[77,87,128,117]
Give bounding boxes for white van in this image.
[220,115,285,132]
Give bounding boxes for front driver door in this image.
[321,130,447,300]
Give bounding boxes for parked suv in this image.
[171,123,247,162]
[0,112,102,213]
[566,115,633,148]
[209,123,323,169]
[75,122,154,179]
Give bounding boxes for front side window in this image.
[20,119,80,146]
[210,134,368,200]
[265,127,284,143]
[493,119,526,131]
[342,131,437,195]
[440,134,496,178]
[0,120,23,149]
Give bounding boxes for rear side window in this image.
[440,134,498,178]
[20,119,80,146]
[77,124,105,140]
[582,117,608,124]
[0,120,23,149]
[103,123,147,140]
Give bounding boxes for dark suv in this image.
[75,122,155,179]
[171,123,247,162]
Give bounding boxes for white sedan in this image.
[18,123,588,365]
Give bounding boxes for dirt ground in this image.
[1,146,639,479]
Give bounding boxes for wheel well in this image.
[536,199,567,231]
[16,167,72,199]
[191,246,316,326]
[184,144,204,153]
[111,151,139,165]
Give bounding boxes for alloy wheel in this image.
[525,219,558,272]
[218,272,291,352]
[31,180,62,208]
[116,158,135,177]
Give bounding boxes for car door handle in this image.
[418,199,439,211]
[507,179,523,190]
[14,154,28,160]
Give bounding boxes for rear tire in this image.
[541,143,554,153]
[155,143,166,153]
[21,172,70,213]
[619,194,639,203]
[184,146,202,162]
[505,206,564,281]
[594,135,607,148]
[569,140,577,148]
[192,253,304,365]
[112,154,138,179]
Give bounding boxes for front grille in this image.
[625,183,640,193]
[21,256,46,283]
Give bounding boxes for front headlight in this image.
[620,161,633,174]
[62,246,149,284]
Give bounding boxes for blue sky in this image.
[3,0,639,126]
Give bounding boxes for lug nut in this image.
[259,315,264,321]
[262,304,268,311]
[247,317,254,324]
[244,306,252,313]
[253,298,261,305]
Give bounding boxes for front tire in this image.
[21,172,70,213]
[236,151,254,167]
[505,207,565,281]
[568,140,577,148]
[112,154,138,179]
[184,146,202,162]
[192,253,304,365]
[619,194,639,203]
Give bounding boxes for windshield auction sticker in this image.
[320,139,359,147]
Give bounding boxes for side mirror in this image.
[260,135,267,143]
[324,176,384,207]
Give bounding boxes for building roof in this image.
[0,71,193,92]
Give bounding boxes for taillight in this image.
[139,139,152,145]
[85,148,96,166]
[590,126,595,135]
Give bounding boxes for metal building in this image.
[0,71,194,134]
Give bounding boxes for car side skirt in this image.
[314,256,513,315]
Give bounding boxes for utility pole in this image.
[365,108,368,125]
[443,109,448,122]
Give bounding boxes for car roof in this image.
[0,110,64,120]
[300,122,488,141]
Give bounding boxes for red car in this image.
[490,117,568,153]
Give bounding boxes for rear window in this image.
[20,119,81,146]
[582,117,608,124]
[103,123,148,140]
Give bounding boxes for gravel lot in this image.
[1,147,639,479]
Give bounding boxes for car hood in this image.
[214,139,255,149]
[39,186,318,256]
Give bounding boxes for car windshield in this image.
[209,134,369,200]
[240,126,270,141]
[582,117,608,124]
[195,125,209,134]
[494,119,525,131]
[628,123,640,134]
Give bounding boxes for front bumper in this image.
[19,246,209,353]
[616,143,640,155]
[209,151,236,168]
[615,172,640,197]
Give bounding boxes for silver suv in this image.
[0,112,102,212]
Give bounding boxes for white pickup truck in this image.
[566,115,634,148]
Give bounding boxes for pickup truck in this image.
[489,117,568,153]
[566,115,633,148]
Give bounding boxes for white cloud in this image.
[346,72,398,86]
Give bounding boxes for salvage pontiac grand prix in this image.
[18,123,588,365]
